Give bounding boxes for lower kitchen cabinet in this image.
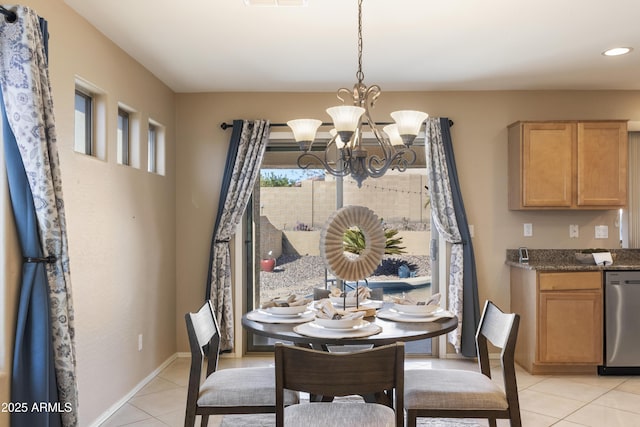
[511,269,603,374]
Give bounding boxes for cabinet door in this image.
[577,121,627,207]
[538,291,603,364]
[522,123,574,207]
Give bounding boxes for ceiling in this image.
[63,0,640,93]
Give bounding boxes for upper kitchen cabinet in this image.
[508,121,628,210]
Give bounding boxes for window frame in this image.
[117,108,130,166]
[246,139,435,355]
[74,89,93,156]
[148,123,157,173]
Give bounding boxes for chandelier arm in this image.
[297,152,351,177]
[364,84,381,110]
[360,104,394,160]
[337,87,352,104]
[365,148,417,178]
[391,148,417,172]
[365,154,393,177]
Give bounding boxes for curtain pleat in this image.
[1,7,78,426]
[206,120,269,351]
[3,91,61,427]
[426,117,480,356]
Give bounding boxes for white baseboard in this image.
[88,353,179,427]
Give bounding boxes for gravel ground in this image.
[259,254,430,301]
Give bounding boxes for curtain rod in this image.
[220,119,454,130]
[0,6,17,22]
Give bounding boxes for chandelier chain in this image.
[356,0,364,84]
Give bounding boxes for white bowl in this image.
[314,317,363,329]
[264,305,309,316]
[393,303,440,316]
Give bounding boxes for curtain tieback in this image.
[452,240,467,245]
[23,255,57,264]
[215,239,230,243]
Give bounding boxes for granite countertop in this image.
[506,249,640,271]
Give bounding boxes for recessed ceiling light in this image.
[243,0,308,6]
[602,47,633,56]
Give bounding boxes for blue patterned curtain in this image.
[1,7,78,426]
[206,120,269,351]
[426,117,480,357]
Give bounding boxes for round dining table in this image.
[241,303,458,350]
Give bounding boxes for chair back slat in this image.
[189,301,218,349]
[280,344,400,396]
[478,301,517,350]
[275,342,404,427]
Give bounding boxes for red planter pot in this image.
[260,258,275,272]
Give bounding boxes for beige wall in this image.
[1,1,177,426]
[175,90,639,353]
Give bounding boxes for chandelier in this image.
[287,0,428,188]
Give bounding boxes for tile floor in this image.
[100,355,640,427]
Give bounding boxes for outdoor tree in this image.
[260,172,295,187]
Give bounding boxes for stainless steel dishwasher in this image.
[599,271,640,375]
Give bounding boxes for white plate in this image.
[263,305,309,316]
[259,309,313,318]
[329,296,371,307]
[393,304,442,316]
[294,321,382,338]
[313,317,366,330]
[247,310,315,324]
[376,309,453,323]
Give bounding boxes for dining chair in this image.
[274,341,405,427]
[312,287,330,300]
[404,300,522,427]
[184,300,299,427]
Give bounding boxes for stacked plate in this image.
[294,319,381,338]
[329,296,372,307]
[261,305,309,317]
[248,304,314,324]
[392,303,441,317]
[313,316,365,330]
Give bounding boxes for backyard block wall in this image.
[260,172,429,230]
[260,172,430,256]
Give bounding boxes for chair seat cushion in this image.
[284,402,395,426]
[198,367,299,407]
[404,369,508,410]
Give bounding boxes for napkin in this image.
[592,252,613,266]
[314,299,365,320]
[391,292,441,306]
[260,294,311,309]
[329,285,371,300]
[347,286,371,300]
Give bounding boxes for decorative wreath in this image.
[320,205,385,282]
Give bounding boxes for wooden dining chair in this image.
[274,342,405,427]
[404,300,522,427]
[184,300,299,427]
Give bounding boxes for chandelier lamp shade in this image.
[287,0,428,188]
